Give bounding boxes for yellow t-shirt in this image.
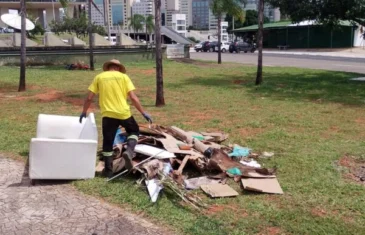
[88,71,135,120]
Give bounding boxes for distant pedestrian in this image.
[80,59,152,178]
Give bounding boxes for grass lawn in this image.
[1,60,365,235]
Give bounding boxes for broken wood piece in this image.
[241,178,283,194]
[193,139,210,153]
[95,161,104,173]
[201,184,239,198]
[170,126,194,143]
[200,132,229,143]
[175,155,191,175]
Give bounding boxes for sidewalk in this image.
[263,47,365,59]
[189,47,365,59]
[0,155,169,235]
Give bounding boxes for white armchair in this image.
[29,113,98,180]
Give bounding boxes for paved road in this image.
[191,52,365,74]
[0,156,169,235]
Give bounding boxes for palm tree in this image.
[210,0,245,64]
[144,14,155,44]
[19,0,26,92]
[255,0,264,85]
[154,0,164,106]
[129,14,144,40]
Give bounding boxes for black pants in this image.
[102,116,139,154]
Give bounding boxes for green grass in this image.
[1,60,365,234]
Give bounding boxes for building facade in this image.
[179,0,192,27]
[0,0,86,29]
[243,0,281,22]
[171,13,187,37]
[192,0,210,30]
[132,0,154,18]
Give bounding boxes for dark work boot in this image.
[122,139,137,171]
[102,156,114,178]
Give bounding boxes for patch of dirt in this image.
[257,226,282,235]
[233,80,249,85]
[338,155,365,185]
[141,69,155,76]
[311,208,328,217]
[321,126,341,139]
[239,127,264,138]
[355,118,365,125]
[12,89,96,110]
[205,204,248,217]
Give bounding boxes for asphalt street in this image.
[190,52,365,74]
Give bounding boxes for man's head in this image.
[103,59,126,73]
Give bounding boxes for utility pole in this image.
[88,0,94,70]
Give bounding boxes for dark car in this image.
[202,41,219,52]
[229,41,256,53]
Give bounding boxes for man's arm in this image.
[128,90,145,114]
[79,91,95,123]
[128,91,152,123]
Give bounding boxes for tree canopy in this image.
[225,10,270,32]
[268,0,365,26]
[50,13,106,38]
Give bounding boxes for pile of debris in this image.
[96,125,283,208]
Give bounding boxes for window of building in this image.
[177,26,185,31]
[177,20,185,25]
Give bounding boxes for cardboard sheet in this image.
[184,176,220,190]
[201,184,239,198]
[241,178,284,194]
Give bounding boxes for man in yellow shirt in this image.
[80,59,152,178]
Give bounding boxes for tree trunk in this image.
[217,15,222,64]
[255,0,264,85]
[19,0,26,92]
[154,0,165,106]
[88,0,94,70]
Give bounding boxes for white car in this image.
[215,42,230,53]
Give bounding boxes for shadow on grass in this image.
[167,70,365,105]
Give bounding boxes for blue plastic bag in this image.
[228,145,251,158]
[113,128,127,146]
[227,167,242,176]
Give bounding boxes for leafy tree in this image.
[211,0,245,64]
[50,12,106,39]
[128,14,144,39]
[268,0,365,26]
[144,14,155,43]
[225,10,270,32]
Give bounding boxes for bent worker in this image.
[80,59,152,178]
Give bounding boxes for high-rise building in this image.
[179,0,192,27]
[243,0,281,22]
[89,0,105,26]
[192,0,210,30]
[171,13,187,37]
[111,0,124,26]
[132,0,154,17]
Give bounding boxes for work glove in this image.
[142,112,152,123]
[79,112,87,123]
